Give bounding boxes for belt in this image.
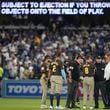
[52,74,61,76]
[84,76,93,77]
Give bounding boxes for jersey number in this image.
[52,65,57,73]
[84,67,89,74]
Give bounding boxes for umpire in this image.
[104,53,110,109]
[94,56,109,109]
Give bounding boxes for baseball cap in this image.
[76,54,84,60]
[96,56,101,59]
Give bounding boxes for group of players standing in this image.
[40,52,110,109]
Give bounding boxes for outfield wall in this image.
[2,79,83,98]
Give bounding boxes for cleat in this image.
[40,105,48,109]
[90,106,93,110]
[49,105,54,109]
[55,106,64,109]
[83,105,86,109]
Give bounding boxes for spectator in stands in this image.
[3,63,10,79]
[9,62,18,79]
[23,67,30,79]
[0,64,3,96]
[19,62,25,80]
[28,61,35,79]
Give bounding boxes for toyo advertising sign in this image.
[2,80,83,98]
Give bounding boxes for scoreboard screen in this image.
[0,1,110,15]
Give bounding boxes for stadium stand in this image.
[0,2,110,79]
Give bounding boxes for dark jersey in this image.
[68,61,81,81]
[82,63,95,77]
[50,61,62,76]
[94,62,105,81]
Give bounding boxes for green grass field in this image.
[0,98,109,110]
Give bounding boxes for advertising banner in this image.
[2,80,83,98]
